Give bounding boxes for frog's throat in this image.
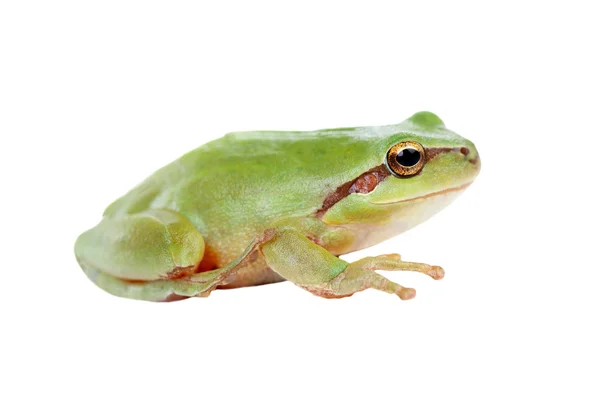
[315,147,460,217]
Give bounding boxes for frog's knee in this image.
[75,209,204,281]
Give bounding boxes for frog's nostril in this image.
[460,147,470,156]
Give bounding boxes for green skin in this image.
[75,111,480,301]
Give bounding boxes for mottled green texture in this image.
[75,112,481,301]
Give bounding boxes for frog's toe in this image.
[430,266,445,280]
[380,253,402,260]
[397,287,417,300]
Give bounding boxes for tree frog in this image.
[75,112,480,302]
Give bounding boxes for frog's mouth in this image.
[370,181,473,206]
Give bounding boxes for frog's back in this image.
[105,127,390,218]
[101,126,395,268]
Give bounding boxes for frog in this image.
[74,111,481,302]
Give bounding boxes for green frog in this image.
[75,111,481,301]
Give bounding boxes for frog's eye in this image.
[386,141,426,177]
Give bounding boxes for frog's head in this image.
[321,111,481,248]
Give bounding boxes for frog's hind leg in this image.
[80,235,267,301]
[75,210,268,301]
[75,209,211,301]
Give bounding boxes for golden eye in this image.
[386,141,426,177]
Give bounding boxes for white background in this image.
[1,1,599,403]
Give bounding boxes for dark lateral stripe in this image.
[425,147,465,162]
[315,164,390,217]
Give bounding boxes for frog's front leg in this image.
[260,229,443,300]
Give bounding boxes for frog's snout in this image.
[459,145,481,171]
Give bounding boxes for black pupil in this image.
[395,148,421,167]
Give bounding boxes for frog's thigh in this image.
[75,209,205,281]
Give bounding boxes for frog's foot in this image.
[80,252,261,302]
[80,264,226,302]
